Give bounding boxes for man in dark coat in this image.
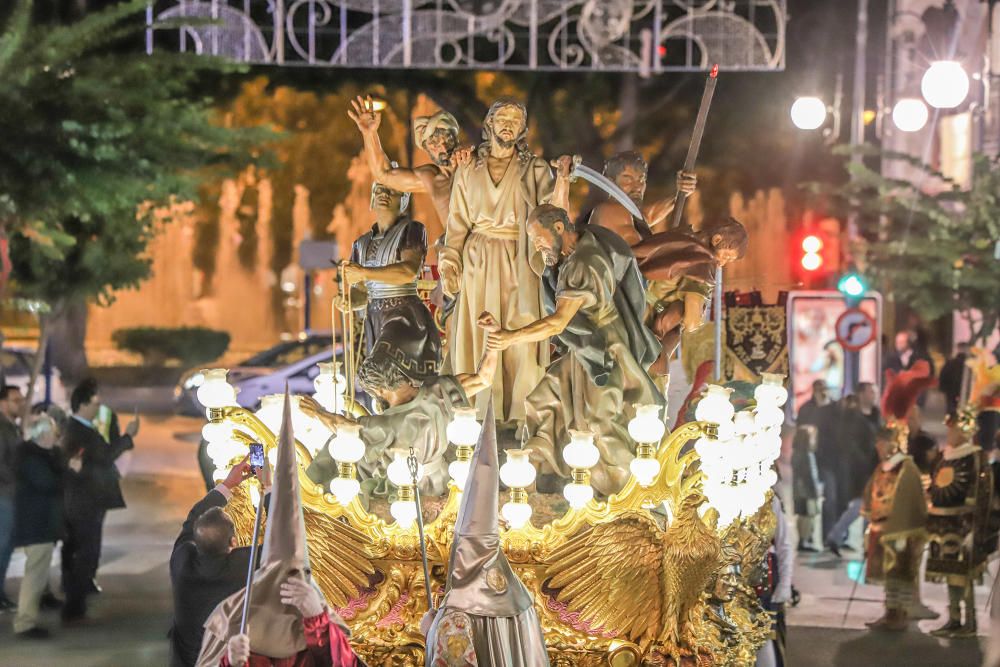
[12,413,64,638]
[60,378,138,622]
[825,395,878,556]
[938,343,969,419]
[0,384,24,611]
[170,456,267,667]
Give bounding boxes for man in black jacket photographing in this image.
[169,455,269,667]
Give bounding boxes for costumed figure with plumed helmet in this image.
[860,361,935,632]
[924,405,995,639]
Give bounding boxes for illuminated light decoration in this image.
[446,407,481,447]
[921,60,970,109]
[628,404,666,444]
[562,430,599,509]
[447,407,481,490]
[387,451,424,529]
[197,369,237,409]
[790,96,827,130]
[891,97,929,132]
[328,423,365,464]
[695,385,736,424]
[327,423,365,505]
[313,362,347,414]
[500,450,536,529]
[255,394,285,434]
[754,373,789,408]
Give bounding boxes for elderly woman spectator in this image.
[12,413,68,639]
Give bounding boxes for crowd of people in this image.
[0,378,138,639]
[791,329,1000,641]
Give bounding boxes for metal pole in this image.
[407,446,434,611]
[303,272,312,333]
[847,0,868,237]
[239,484,267,634]
[713,267,723,381]
[842,0,868,397]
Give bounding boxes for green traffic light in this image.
[838,273,866,297]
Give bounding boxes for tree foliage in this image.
[1,0,271,307]
[810,146,1000,342]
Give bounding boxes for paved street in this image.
[0,411,989,666]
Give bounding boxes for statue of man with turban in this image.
[349,95,462,233]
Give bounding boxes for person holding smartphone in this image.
[60,378,139,623]
[169,455,270,667]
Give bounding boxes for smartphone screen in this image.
[249,443,265,470]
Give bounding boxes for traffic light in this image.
[800,235,824,272]
[837,272,866,298]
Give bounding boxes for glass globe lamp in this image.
[387,451,424,488]
[628,404,666,444]
[563,482,594,509]
[754,373,789,407]
[329,476,361,506]
[328,424,365,464]
[202,421,234,443]
[313,361,348,413]
[197,369,237,409]
[389,500,418,528]
[562,430,599,470]
[448,459,471,491]
[629,452,661,487]
[255,394,284,434]
[500,450,536,529]
[501,501,533,529]
[447,407,481,447]
[695,385,735,424]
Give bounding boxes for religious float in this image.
[196,362,786,666]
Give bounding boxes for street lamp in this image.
[891,97,929,132]
[921,60,970,109]
[790,96,828,130]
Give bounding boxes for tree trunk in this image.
[615,73,639,152]
[47,298,90,386]
[21,307,56,433]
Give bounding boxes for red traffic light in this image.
[801,252,823,271]
[801,235,823,253]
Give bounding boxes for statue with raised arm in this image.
[587,150,698,245]
[486,204,663,496]
[340,179,441,383]
[348,95,461,231]
[439,98,571,425]
[301,314,500,496]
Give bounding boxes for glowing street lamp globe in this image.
[790,96,827,130]
[921,61,969,109]
[891,97,929,132]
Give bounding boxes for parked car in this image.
[1,345,68,408]
[174,332,342,415]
